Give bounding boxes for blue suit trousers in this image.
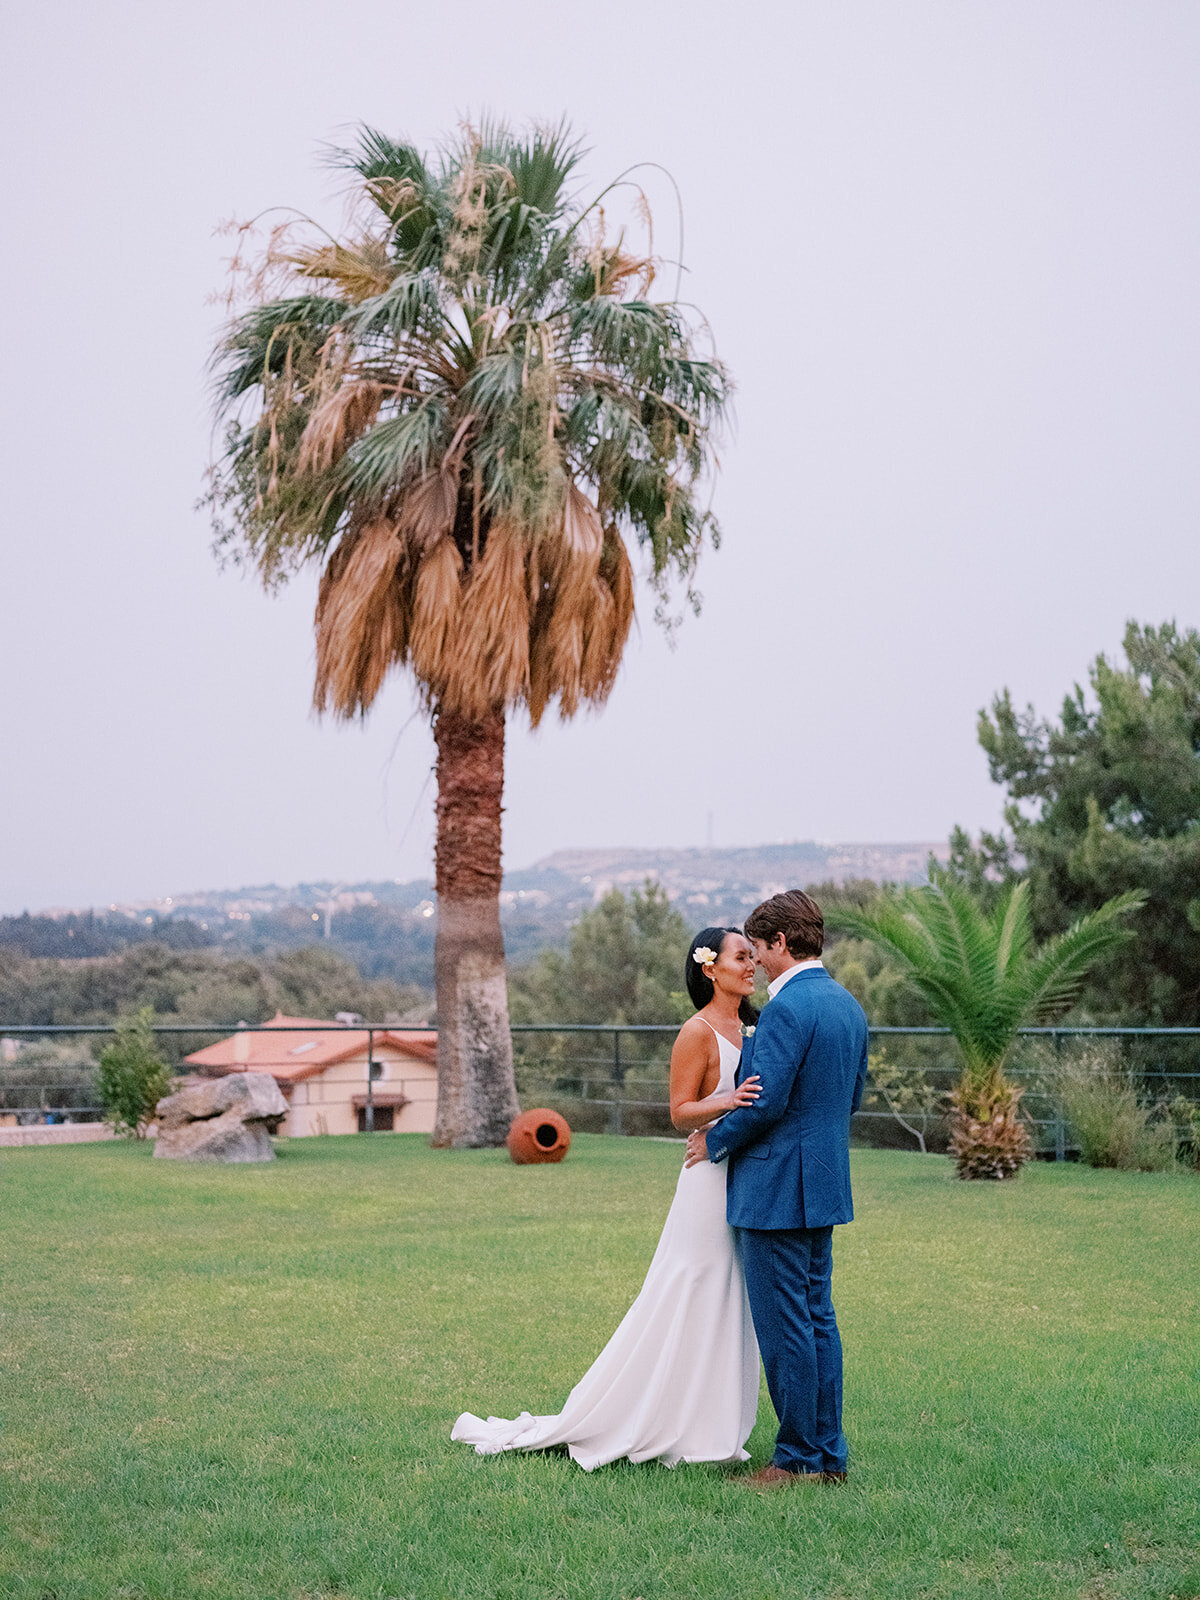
[738,1225,847,1474]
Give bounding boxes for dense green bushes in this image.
[1043,1041,1194,1172]
[0,943,425,1036]
[97,1009,171,1137]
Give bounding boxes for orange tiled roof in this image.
[182,1012,437,1082]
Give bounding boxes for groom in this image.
[685,889,868,1485]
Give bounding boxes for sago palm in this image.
[206,119,730,1146]
[829,876,1144,1178]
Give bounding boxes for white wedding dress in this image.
[452,1024,759,1470]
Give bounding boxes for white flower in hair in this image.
[692,946,717,968]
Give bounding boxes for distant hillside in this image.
[8,841,945,986]
[515,841,946,906]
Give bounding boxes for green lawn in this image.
[1,1136,1197,1600]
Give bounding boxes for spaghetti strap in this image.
[699,1016,741,1053]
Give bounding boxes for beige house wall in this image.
[281,1045,438,1137]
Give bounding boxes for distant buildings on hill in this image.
[9,841,948,986]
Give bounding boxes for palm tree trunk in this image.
[430,705,520,1147]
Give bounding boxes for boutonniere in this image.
[742,1025,756,1037]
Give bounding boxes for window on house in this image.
[357,1106,394,1132]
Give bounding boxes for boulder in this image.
[153,1072,288,1163]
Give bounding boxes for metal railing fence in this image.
[2,1021,1199,1155]
[509,1023,1200,1153]
[0,1022,426,1134]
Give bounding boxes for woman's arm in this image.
[669,1022,760,1133]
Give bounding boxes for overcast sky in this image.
[3,1,1197,913]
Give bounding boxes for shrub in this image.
[1168,1095,1200,1170]
[866,1048,947,1154]
[1049,1042,1176,1172]
[98,1008,171,1138]
[830,875,1142,1181]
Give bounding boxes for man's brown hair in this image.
[744,889,824,959]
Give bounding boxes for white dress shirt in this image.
[766,957,824,999]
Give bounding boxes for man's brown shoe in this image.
[822,1471,848,1484]
[743,1465,826,1487]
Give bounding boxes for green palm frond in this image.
[830,878,1144,1084]
[346,273,443,341]
[208,115,730,725]
[213,296,348,404]
[1021,891,1145,1018]
[479,200,541,278]
[992,879,1032,978]
[339,401,450,502]
[461,349,527,417]
[832,892,997,1074]
[506,119,587,216]
[326,129,442,254]
[460,113,516,173]
[329,126,430,190]
[569,299,674,376]
[647,355,728,417]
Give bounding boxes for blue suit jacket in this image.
[706,968,868,1230]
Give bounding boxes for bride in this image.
[451,927,763,1470]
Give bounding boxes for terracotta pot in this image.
[506,1108,571,1164]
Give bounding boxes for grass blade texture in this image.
[1,1136,1197,1600]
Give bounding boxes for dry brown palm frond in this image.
[444,134,514,283]
[527,480,609,721]
[451,520,531,716]
[528,628,553,728]
[578,576,617,702]
[397,463,459,554]
[527,523,636,724]
[365,176,422,221]
[287,239,393,302]
[394,417,472,555]
[444,171,488,282]
[593,248,656,299]
[543,479,603,612]
[604,529,636,651]
[220,219,304,314]
[408,535,464,692]
[313,518,408,717]
[634,255,657,298]
[561,478,604,558]
[312,518,357,608]
[580,531,636,704]
[526,534,555,727]
[297,379,384,474]
[544,608,585,719]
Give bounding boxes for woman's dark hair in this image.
[685,926,759,1028]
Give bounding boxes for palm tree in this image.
[207,120,730,1146]
[828,876,1144,1178]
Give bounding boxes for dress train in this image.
[451,1028,758,1470]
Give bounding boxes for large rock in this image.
[153,1072,288,1163]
